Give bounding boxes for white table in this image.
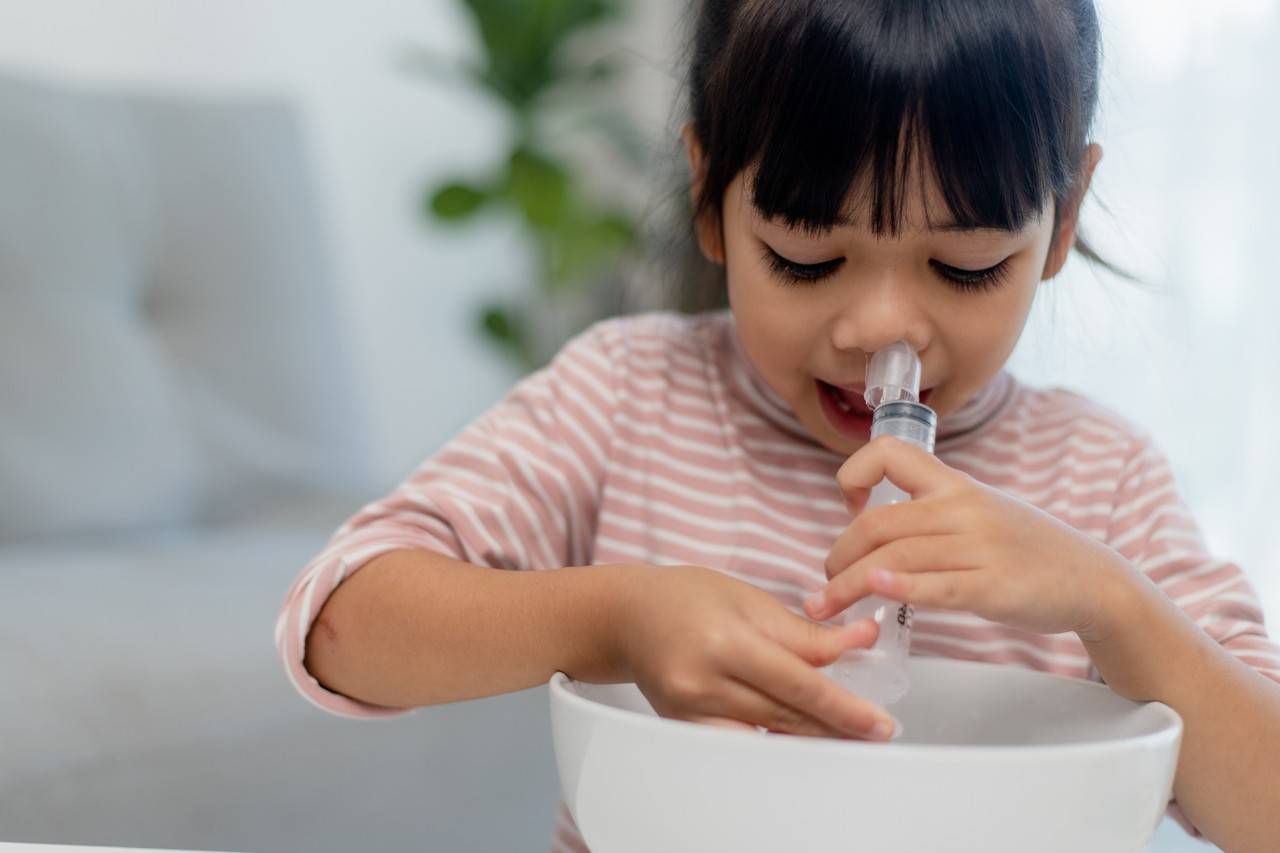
[0,815,1216,852]
[0,840,241,845]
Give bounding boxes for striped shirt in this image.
[276,310,1279,850]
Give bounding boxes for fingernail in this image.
[848,618,875,637]
[869,719,896,741]
[805,590,827,615]
[870,568,894,585]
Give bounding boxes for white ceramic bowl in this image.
[550,657,1182,853]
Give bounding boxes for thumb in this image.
[691,714,761,733]
[779,613,879,667]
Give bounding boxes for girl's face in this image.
[687,130,1100,457]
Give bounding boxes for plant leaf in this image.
[429,182,490,221]
[457,0,621,109]
[543,209,636,291]
[478,303,536,369]
[504,147,571,228]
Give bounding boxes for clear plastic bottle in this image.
[821,342,937,708]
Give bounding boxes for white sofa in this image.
[0,73,557,853]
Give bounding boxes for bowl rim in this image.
[548,657,1183,759]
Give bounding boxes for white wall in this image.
[1008,0,1280,619]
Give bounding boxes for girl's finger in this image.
[868,566,985,613]
[807,534,976,621]
[686,714,758,732]
[692,677,852,739]
[836,435,958,514]
[824,499,957,580]
[730,627,897,740]
[764,611,879,667]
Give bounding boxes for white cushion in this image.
[0,74,369,539]
[0,77,202,539]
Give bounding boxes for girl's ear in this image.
[1042,142,1104,280]
[681,122,726,266]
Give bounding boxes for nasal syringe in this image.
[821,341,937,709]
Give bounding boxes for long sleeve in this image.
[1105,433,1279,683]
[275,320,621,718]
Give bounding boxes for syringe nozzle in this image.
[864,341,922,409]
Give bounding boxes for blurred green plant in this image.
[413,0,644,371]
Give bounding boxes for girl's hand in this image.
[805,436,1129,642]
[612,564,900,741]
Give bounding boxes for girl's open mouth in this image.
[816,380,933,439]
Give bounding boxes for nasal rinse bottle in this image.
[822,341,937,708]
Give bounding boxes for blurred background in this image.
[0,1,1274,851]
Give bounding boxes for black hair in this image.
[683,0,1115,270]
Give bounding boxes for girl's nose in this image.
[828,271,930,357]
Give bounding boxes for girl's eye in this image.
[930,259,1011,293]
[761,245,844,284]
[761,243,1012,294]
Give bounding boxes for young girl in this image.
[277,1,1280,850]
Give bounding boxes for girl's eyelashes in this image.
[761,243,1013,294]
[929,259,1012,293]
[761,245,844,283]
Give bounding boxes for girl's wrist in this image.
[569,562,648,684]
[1078,557,1209,703]
[1073,547,1142,646]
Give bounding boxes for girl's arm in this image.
[306,547,901,738]
[276,320,623,716]
[1089,433,1280,850]
[1085,572,1280,853]
[304,549,633,708]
